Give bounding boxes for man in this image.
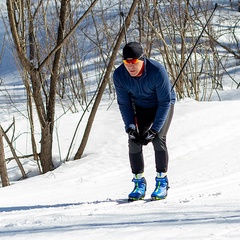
[113,42,176,201]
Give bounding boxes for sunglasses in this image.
[123,55,143,64]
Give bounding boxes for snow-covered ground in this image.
[0,94,240,239]
[1,0,240,239]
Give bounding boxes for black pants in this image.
[128,104,174,174]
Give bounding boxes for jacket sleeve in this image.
[113,71,135,131]
[151,66,172,132]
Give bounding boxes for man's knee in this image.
[128,139,142,154]
[152,135,167,152]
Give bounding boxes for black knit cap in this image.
[123,42,143,59]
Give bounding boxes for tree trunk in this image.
[74,0,140,160]
[0,127,10,187]
[39,123,54,173]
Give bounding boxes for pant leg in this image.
[129,140,144,174]
[152,104,174,173]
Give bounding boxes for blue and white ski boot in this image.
[151,176,169,200]
[128,176,146,201]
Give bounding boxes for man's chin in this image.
[129,71,138,76]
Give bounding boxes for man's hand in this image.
[127,125,140,144]
[142,129,157,145]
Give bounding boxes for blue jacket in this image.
[113,58,176,132]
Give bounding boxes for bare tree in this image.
[132,0,238,100]
[74,0,140,160]
[0,124,27,179]
[6,0,98,173]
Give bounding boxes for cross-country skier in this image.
[113,42,176,201]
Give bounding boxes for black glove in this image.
[142,129,157,145]
[127,127,140,144]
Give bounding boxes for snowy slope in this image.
[1,97,240,240]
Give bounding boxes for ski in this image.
[116,197,166,204]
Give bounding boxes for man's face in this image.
[123,59,144,77]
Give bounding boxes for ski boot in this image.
[151,176,169,200]
[128,177,146,201]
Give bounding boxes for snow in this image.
[1,96,240,240]
[1,1,240,239]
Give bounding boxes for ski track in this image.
[1,200,240,240]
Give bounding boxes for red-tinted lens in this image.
[123,58,139,64]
